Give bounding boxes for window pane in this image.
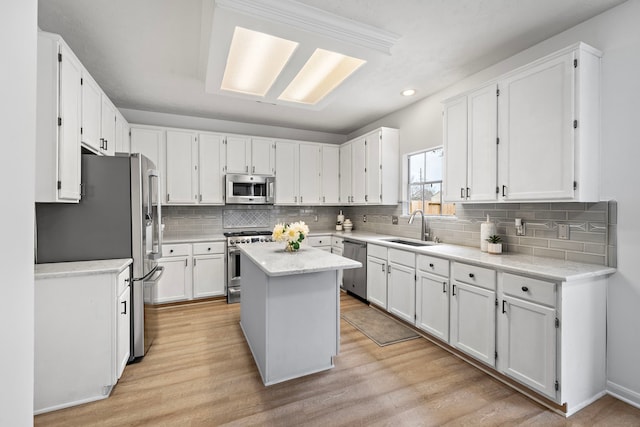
[408,153,425,183]
[424,183,442,215]
[409,184,424,212]
[424,148,443,182]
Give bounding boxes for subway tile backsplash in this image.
[162,201,617,267]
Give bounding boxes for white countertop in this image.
[162,235,226,244]
[238,242,361,277]
[330,231,615,282]
[35,258,132,279]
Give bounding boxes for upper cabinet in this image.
[320,144,340,204]
[340,127,399,205]
[226,136,274,175]
[36,32,83,203]
[443,43,601,203]
[114,110,130,154]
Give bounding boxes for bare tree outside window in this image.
[408,147,455,215]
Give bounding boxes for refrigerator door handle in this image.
[147,169,163,259]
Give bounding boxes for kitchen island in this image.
[238,242,361,386]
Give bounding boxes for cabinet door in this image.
[498,295,557,398]
[81,73,102,153]
[416,272,449,341]
[339,143,352,204]
[366,256,387,309]
[251,137,274,175]
[351,138,367,204]
[130,128,163,170]
[467,84,498,201]
[387,262,416,324]
[366,131,381,204]
[116,284,130,379]
[165,130,198,204]
[321,145,340,204]
[442,96,468,202]
[498,51,574,201]
[155,257,190,303]
[114,112,129,154]
[274,140,299,204]
[198,133,225,204]
[450,281,496,367]
[100,97,116,156]
[299,143,321,205]
[58,43,82,201]
[193,255,225,298]
[226,135,250,174]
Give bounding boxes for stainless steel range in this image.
[224,230,273,303]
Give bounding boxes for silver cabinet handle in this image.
[245,165,249,173]
[252,166,255,173]
[300,196,303,203]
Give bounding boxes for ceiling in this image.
[38,0,626,135]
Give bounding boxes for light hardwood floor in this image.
[35,293,640,426]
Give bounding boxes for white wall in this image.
[350,0,640,408]
[1,0,37,425]
[120,108,347,145]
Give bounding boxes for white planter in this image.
[487,243,502,254]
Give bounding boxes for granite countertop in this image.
[237,242,361,277]
[35,258,132,279]
[326,231,615,283]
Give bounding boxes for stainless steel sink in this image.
[381,238,436,247]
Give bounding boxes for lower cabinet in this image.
[331,236,344,288]
[416,254,450,341]
[34,261,132,414]
[156,241,226,303]
[449,262,497,367]
[308,234,332,252]
[366,244,388,309]
[387,249,416,324]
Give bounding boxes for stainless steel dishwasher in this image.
[342,239,367,300]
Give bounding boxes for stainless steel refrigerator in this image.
[36,153,164,360]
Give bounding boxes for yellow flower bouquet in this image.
[272,221,310,252]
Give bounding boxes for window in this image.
[408,147,455,215]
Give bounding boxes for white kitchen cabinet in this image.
[34,261,132,414]
[331,237,344,288]
[156,244,192,303]
[339,142,353,204]
[114,110,129,154]
[81,72,102,153]
[308,235,332,252]
[366,244,388,309]
[449,262,496,367]
[274,140,299,204]
[130,127,164,170]
[416,255,450,341]
[116,269,131,379]
[340,127,399,205]
[36,32,82,203]
[165,130,198,204]
[321,144,340,204]
[226,136,274,175]
[443,84,497,202]
[100,96,117,156]
[298,142,321,205]
[387,249,416,324]
[197,133,225,204]
[193,255,225,298]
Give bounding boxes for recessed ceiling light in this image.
[401,89,416,97]
[221,27,298,97]
[279,49,366,105]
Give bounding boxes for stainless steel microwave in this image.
[225,174,275,204]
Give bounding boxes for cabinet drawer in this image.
[502,273,556,307]
[388,248,415,268]
[332,236,343,248]
[162,244,191,257]
[367,243,387,259]
[193,241,225,255]
[308,235,331,247]
[452,262,496,291]
[417,255,449,277]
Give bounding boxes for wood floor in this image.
[35,293,640,426]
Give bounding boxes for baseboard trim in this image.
[607,381,640,410]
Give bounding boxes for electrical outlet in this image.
[314,215,318,222]
[363,215,367,222]
[558,223,570,240]
[392,216,398,225]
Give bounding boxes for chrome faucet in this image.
[408,209,428,241]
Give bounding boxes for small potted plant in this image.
[486,235,503,254]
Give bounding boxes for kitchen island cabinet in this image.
[238,242,360,385]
